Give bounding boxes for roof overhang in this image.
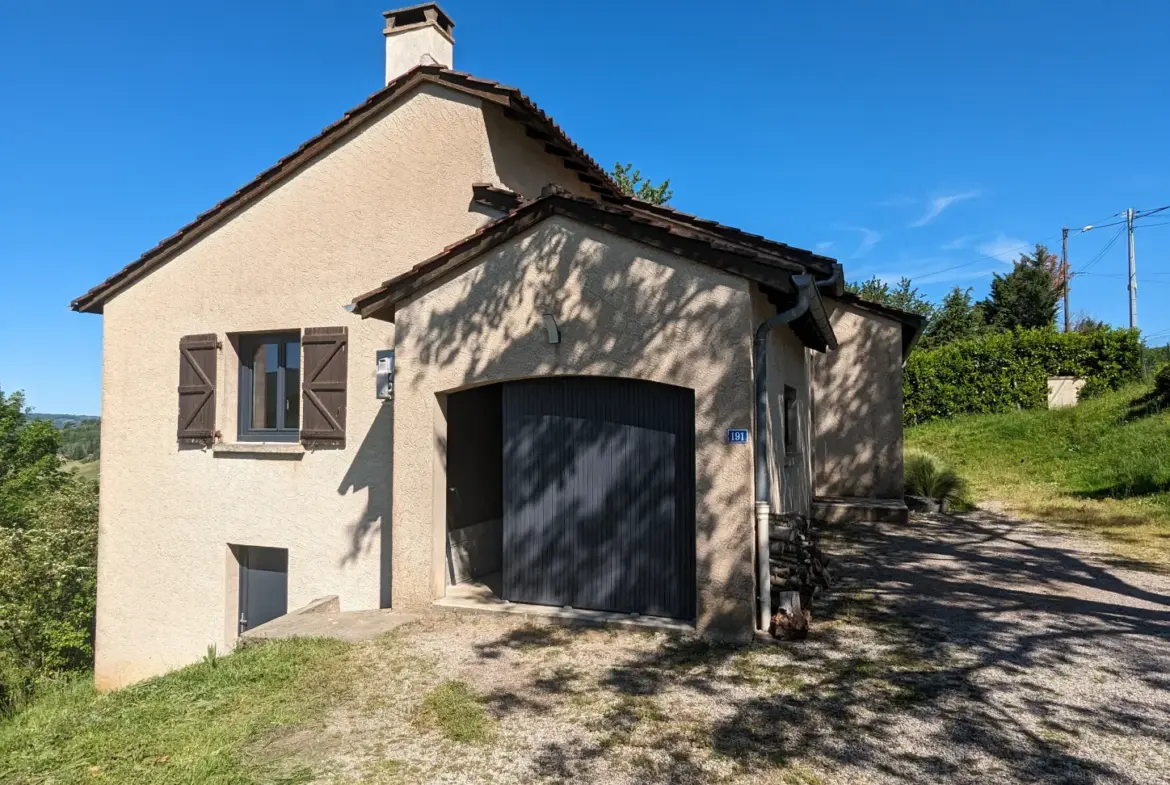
[765,284,838,353]
[352,189,813,322]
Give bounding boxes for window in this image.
[783,385,798,452]
[238,333,300,441]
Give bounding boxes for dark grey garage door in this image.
[502,377,696,619]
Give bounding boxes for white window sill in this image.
[213,442,304,456]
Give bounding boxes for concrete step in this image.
[241,596,419,644]
[812,496,909,525]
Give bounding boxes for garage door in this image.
[502,377,696,619]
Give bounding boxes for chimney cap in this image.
[383,3,455,39]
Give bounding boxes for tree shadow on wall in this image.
[337,402,394,608]
[387,218,841,635]
[809,305,903,499]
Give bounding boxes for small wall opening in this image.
[232,544,289,635]
[445,385,503,593]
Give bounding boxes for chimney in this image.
[382,3,455,85]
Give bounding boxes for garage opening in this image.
[444,377,696,621]
[445,384,504,592]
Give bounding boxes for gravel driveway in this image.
[292,510,1170,784]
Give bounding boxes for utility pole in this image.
[1127,208,1137,329]
[1061,226,1070,332]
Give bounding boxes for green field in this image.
[907,380,1170,565]
[62,460,99,482]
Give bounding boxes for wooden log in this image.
[769,590,809,640]
[769,525,796,543]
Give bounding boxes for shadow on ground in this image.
[469,510,1170,784]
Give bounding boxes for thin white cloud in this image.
[941,234,979,251]
[875,195,918,208]
[815,241,834,253]
[842,226,881,258]
[977,233,1029,262]
[910,190,981,227]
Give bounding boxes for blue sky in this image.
[3,0,1169,415]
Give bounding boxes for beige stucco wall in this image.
[749,291,814,516]
[810,300,904,498]
[390,215,758,640]
[93,83,593,689]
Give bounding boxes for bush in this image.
[904,327,1142,425]
[0,390,99,714]
[904,451,971,510]
[1154,364,1170,403]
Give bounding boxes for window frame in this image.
[782,384,798,453]
[237,331,302,443]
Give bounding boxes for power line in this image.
[1080,273,1170,285]
[1136,205,1170,219]
[914,232,1064,282]
[1074,225,1126,274]
[895,208,1165,285]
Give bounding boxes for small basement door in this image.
[237,545,288,634]
[501,377,696,620]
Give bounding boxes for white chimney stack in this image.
[382,3,455,85]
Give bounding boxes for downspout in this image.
[814,264,841,292]
[754,273,815,632]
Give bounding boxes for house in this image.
[71,4,922,689]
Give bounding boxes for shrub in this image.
[905,451,970,510]
[1154,364,1170,403]
[904,327,1142,425]
[1077,376,1112,401]
[0,390,99,714]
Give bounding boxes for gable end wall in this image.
[93,83,592,689]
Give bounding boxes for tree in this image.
[920,287,985,349]
[610,162,673,205]
[846,276,935,320]
[980,244,1060,331]
[1070,312,1109,334]
[58,420,100,462]
[0,390,63,529]
[0,389,98,712]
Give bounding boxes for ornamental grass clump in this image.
[905,450,971,511]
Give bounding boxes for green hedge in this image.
[903,328,1142,425]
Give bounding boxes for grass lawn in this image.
[0,638,347,785]
[5,520,1170,785]
[906,380,1170,566]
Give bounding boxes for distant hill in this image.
[29,413,100,429]
[27,414,102,462]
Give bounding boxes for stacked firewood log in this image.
[768,514,833,639]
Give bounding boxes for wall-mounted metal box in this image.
[375,350,394,400]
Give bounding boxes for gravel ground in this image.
[283,509,1170,784]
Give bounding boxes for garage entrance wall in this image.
[390,215,757,640]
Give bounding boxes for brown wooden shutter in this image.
[301,326,348,448]
[177,333,218,446]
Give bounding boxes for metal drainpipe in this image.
[753,273,814,632]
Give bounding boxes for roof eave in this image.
[351,193,812,321]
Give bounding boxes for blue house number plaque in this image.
[727,429,749,444]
